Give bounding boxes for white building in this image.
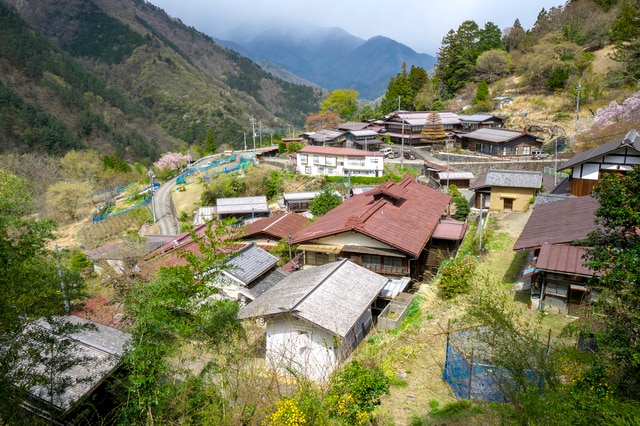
[238,260,389,381]
[296,146,384,177]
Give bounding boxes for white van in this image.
[379,147,394,158]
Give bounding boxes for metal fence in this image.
[443,327,544,402]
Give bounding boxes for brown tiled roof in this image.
[300,145,384,157]
[290,174,451,257]
[243,212,308,240]
[513,196,599,250]
[536,243,599,276]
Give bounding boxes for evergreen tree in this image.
[205,128,216,154]
[421,111,447,141]
[475,81,490,104]
[503,18,526,52]
[611,0,640,84]
[435,21,481,97]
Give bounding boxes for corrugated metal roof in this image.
[216,196,269,214]
[513,196,599,250]
[437,172,474,180]
[243,212,308,240]
[535,244,598,276]
[432,218,468,240]
[297,243,343,253]
[463,128,531,143]
[283,191,321,201]
[238,260,389,337]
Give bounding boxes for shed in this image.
[238,260,389,381]
[216,196,270,222]
[23,316,130,422]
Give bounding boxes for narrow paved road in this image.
[151,175,179,236]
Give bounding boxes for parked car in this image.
[403,151,417,160]
[532,151,550,159]
[379,147,394,158]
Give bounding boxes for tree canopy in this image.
[583,166,640,397]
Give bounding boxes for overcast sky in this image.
[149,0,564,55]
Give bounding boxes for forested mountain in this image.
[0,0,322,163]
[214,23,437,101]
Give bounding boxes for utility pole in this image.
[259,120,263,148]
[575,81,582,132]
[54,244,70,313]
[243,132,247,152]
[478,193,484,258]
[250,117,256,154]
[148,170,156,222]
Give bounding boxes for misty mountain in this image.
[0,0,321,160]
[214,23,436,101]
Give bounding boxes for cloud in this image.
[149,0,563,55]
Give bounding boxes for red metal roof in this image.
[432,217,468,240]
[536,244,599,276]
[290,174,451,257]
[243,212,308,240]
[513,196,599,250]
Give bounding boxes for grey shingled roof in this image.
[463,128,530,143]
[222,242,279,285]
[561,129,640,170]
[248,267,288,297]
[484,169,543,189]
[238,260,389,337]
[27,316,130,412]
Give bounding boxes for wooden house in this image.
[459,128,542,157]
[457,113,504,132]
[290,174,451,280]
[560,129,640,196]
[514,196,601,315]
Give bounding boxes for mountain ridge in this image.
[213,23,436,101]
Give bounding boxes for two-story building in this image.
[290,174,453,280]
[560,129,640,196]
[458,128,542,157]
[296,145,384,177]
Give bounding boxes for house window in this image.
[514,146,519,156]
[347,158,365,167]
[313,155,320,165]
[318,167,325,175]
[305,166,311,174]
[326,157,337,167]
[305,251,337,266]
[370,158,379,164]
[299,154,307,164]
[523,146,531,155]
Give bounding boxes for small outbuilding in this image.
[237,259,389,381]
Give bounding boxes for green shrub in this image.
[437,255,477,299]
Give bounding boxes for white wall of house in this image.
[314,233,398,250]
[296,152,383,177]
[265,315,338,382]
